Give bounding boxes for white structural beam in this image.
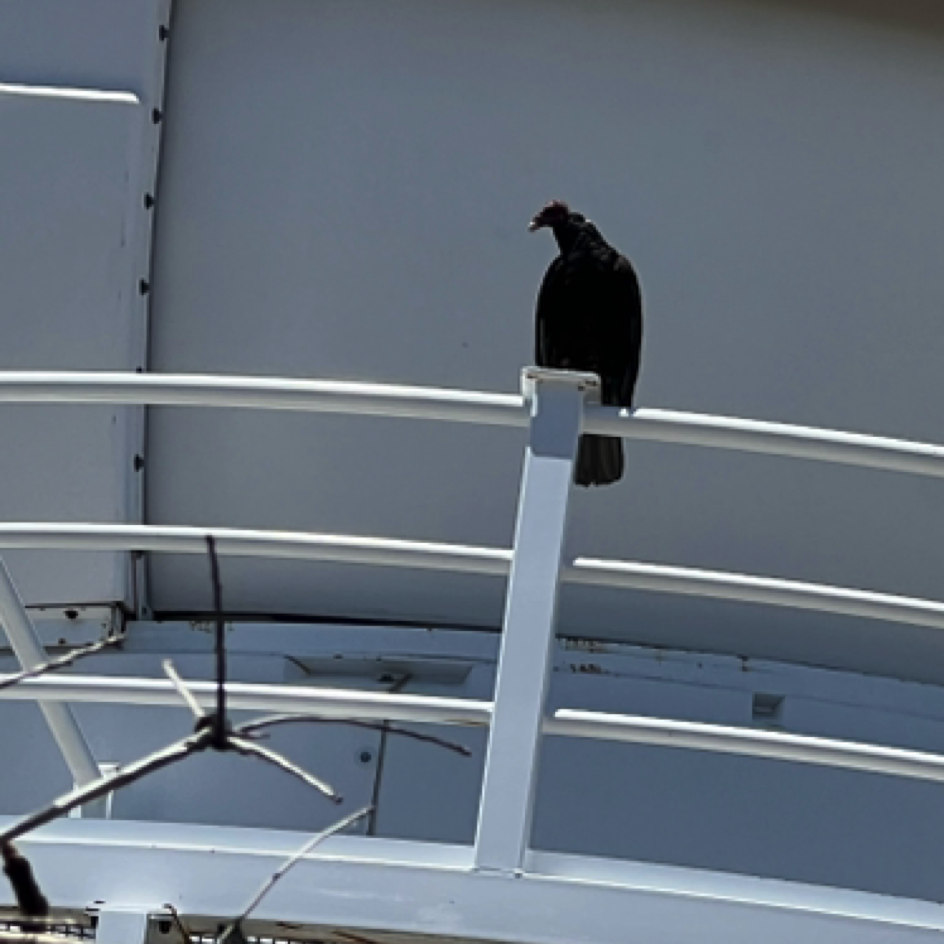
[11,820,944,944]
[3,524,944,632]
[549,710,944,784]
[2,369,944,476]
[0,675,492,727]
[0,561,103,798]
[474,369,590,874]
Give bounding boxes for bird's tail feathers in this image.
[575,435,623,487]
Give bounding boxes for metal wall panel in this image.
[0,1,170,607]
[147,1,944,677]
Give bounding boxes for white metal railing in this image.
[3,523,944,631]
[9,674,944,786]
[4,368,944,875]
[2,370,944,475]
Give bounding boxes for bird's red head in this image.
[528,200,571,232]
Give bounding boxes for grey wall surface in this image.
[0,1,169,606]
[146,0,944,679]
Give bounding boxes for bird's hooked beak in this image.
[527,217,545,233]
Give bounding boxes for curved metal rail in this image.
[2,370,944,475]
[5,674,944,789]
[2,523,944,631]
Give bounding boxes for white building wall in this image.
[147,0,944,679]
[0,0,170,606]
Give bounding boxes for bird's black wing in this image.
[534,236,642,408]
[604,253,643,408]
[534,255,568,367]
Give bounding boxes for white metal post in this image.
[0,559,105,814]
[473,368,595,873]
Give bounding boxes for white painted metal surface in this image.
[474,372,585,873]
[1,675,491,727]
[547,710,944,784]
[0,0,170,610]
[11,671,944,792]
[0,523,510,574]
[0,561,102,791]
[5,371,944,477]
[5,522,944,632]
[95,910,149,944]
[566,559,944,631]
[143,0,944,650]
[8,819,944,944]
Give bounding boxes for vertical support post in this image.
[0,559,105,814]
[473,368,597,873]
[96,909,150,944]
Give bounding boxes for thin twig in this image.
[161,904,193,944]
[163,660,206,720]
[237,715,471,756]
[227,736,340,803]
[0,732,209,846]
[0,634,123,693]
[237,806,371,923]
[206,536,226,748]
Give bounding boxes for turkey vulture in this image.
[530,200,643,487]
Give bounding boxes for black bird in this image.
[529,200,643,486]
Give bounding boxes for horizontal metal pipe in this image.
[0,675,492,727]
[590,406,944,479]
[8,674,944,787]
[3,524,944,632]
[0,523,511,575]
[566,558,944,631]
[0,371,525,428]
[549,709,944,784]
[2,370,944,476]
[0,83,140,105]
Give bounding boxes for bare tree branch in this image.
[0,634,123,693]
[0,732,209,847]
[237,715,471,756]
[207,535,227,749]
[1,538,469,927]
[162,660,206,720]
[238,806,371,923]
[227,736,340,803]
[161,903,193,944]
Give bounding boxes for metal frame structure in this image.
[4,368,944,939]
